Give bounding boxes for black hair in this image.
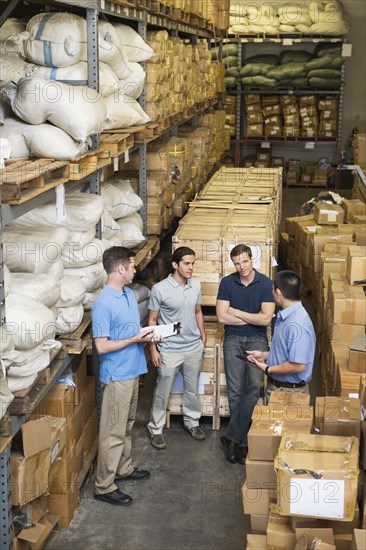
[171,246,195,273]
[273,270,301,301]
[230,244,252,260]
[102,246,136,274]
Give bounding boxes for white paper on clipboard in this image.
[139,322,181,338]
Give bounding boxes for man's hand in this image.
[247,350,268,362]
[133,331,163,345]
[150,346,162,368]
[247,356,267,372]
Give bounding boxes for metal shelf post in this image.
[0,442,11,549]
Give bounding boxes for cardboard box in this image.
[315,396,361,438]
[248,424,312,461]
[360,421,366,469]
[348,334,366,373]
[82,376,96,423]
[49,447,75,495]
[83,408,98,458]
[71,351,87,405]
[346,245,366,285]
[266,506,296,549]
[74,434,84,476]
[351,529,366,550]
[34,385,74,420]
[247,534,268,549]
[250,513,269,534]
[242,480,277,515]
[268,392,310,407]
[328,275,366,325]
[314,204,345,226]
[11,418,52,506]
[252,405,314,427]
[295,528,335,549]
[245,459,277,488]
[47,474,78,528]
[275,434,359,520]
[342,199,366,222]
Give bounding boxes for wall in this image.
[342,0,366,146]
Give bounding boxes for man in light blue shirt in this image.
[92,247,155,507]
[247,270,315,403]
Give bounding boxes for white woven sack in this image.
[0,55,38,83]
[101,180,143,219]
[122,212,144,231]
[115,217,145,248]
[57,275,86,307]
[25,12,88,67]
[67,227,96,250]
[45,259,64,280]
[9,77,107,142]
[62,238,105,268]
[114,24,154,62]
[7,341,58,378]
[5,293,56,350]
[119,62,146,99]
[0,18,27,43]
[12,192,104,232]
[82,290,101,311]
[98,21,131,80]
[1,116,88,160]
[128,282,150,304]
[55,304,84,335]
[3,226,69,274]
[11,273,61,308]
[102,210,122,240]
[0,327,15,355]
[35,61,120,98]
[0,19,28,58]
[3,265,12,297]
[64,262,107,293]
[103,90,150,130]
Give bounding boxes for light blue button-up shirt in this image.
[268,301,316,384]
[92,285,147,383]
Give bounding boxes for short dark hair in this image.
[102,246,136,274]
[274,270,301,301]
[230,244,252,260]
[171,246,195,273]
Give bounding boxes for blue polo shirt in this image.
[268,302,315,384]
[92,285,147,383]
[217,270,274,337]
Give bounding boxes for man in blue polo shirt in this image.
[247,270,315,403]
[92,246,154,506]
[216,244,275,464]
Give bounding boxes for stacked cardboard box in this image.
[263,96,283,138]
[245,95,263,137]
[353,133,366,203]
[223,94,236,137]
[282,95,300,138]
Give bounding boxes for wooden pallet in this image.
[171,7,190,23]
[100,132,134,156]
[57,312,92,354]
[135,237,160,271]
[120,123,160,143]
[7,350,66,415]
[0,159,70,204]
[69,146,112,181]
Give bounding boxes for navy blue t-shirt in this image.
[217,270,274,337]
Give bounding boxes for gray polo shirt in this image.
[148,274,202,352]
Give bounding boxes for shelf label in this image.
[261,141,271,149]
[56,184,66,224]
[110,2,114,11]
[283,39,293,46]
[305,142,315,150]
[125,149,130,164]
[113,157,119,172]
[100,0,105,8]
[342,43,352,57]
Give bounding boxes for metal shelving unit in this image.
[0,1,221,545]
[229,36,347,175]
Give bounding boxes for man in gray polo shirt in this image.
[147,246,207,449]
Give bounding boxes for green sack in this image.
[211,43,238,61]
[242,75,277,88]
[225,77,237,88]
[222,56,239,68]
[314,43,343,58]
[308,77,342,88]
[307,69,342,79]
[306,54,344,71]
[225,67,240,78]
[278,77,309,87]
[267,62,307,80]
[244,54,279,66]
[280,51,312,64]
[240,63,273,77]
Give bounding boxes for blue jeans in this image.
[223,334,268,447]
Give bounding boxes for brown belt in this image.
[268,376,307,389]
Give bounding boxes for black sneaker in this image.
[115,469,150,482]
[94,489,133,506]
[235,446,248,465]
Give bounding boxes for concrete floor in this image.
[54,186,351,550]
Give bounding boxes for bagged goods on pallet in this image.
[3,265,12,296]
[103,89,150,130]
[0,54,38,83]
[101,180,143,219]
[54,304,84,335]
[0,18,28,57]
[0,327,26,400]
[1,116,88,160]
[11,273,61,308]
[228,0,349,35]
[114,23,154,62]
[56,275,86,308]
[61,238,105,268]
[11,192,104,232]
[7,77,107,142]
[64,263,107,293]
[115,217,145,248]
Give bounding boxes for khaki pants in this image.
[147,342,204,435]
[95,377,138,494]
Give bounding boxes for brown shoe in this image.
[150,433,166,450]
[184,425,206,440]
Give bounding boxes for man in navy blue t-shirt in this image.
[216,244,275,464]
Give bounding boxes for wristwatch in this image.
[265,365,271,376]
